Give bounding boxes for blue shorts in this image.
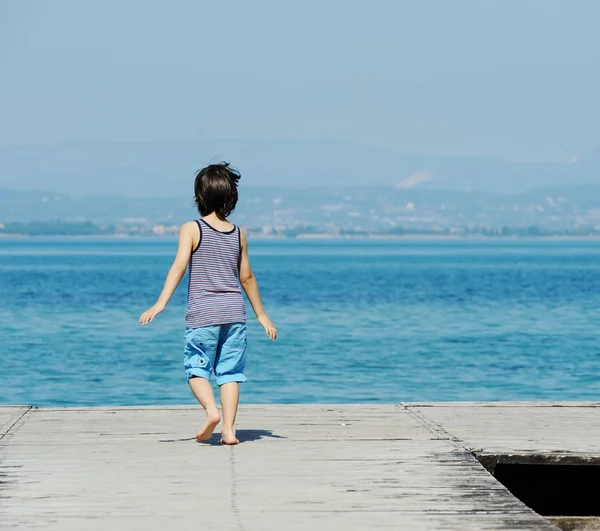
[184,323,248,386]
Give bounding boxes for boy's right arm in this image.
[239,229,277,340]
[139,222,196,325]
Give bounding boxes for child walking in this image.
[139,163,277,445]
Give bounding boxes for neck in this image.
[204,212,226,222]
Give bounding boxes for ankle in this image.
[206,409,221,421]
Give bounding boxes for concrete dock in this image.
[1,403,599,530]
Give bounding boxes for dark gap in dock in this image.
[475,454,600,531]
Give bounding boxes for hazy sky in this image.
[1,0,600,162]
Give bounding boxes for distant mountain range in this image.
[2,184,600,231]
[1,139,600,196]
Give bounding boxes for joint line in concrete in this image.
[398,403,469,451]
[229,448,246,531]
[0,407,32,443]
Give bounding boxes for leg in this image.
[189,377,221,441]
[220,382,240,445]
[184,326,221,441]
[214,323,248,445]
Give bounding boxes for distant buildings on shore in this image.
[2,220,600,239]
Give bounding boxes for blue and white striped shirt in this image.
[185,219,246,328]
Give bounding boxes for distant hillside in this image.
[1,140,599,196]
[2,185,600,231]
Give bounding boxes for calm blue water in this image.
[1,237,600,406]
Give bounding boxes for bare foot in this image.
[220,425,239,445]
[196,410,221,441]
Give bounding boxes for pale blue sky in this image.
[1,0,600,162]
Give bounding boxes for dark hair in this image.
[194,162,241,219]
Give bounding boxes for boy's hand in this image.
[139,303,165,326]
[258,314,277,341]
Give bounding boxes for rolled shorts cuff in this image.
[216,373,247,387]
[186,368,211,381]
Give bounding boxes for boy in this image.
[139,163,277,445]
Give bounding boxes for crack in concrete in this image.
[228,447,246,531]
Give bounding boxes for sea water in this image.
[1,237,599,406]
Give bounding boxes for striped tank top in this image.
[185,219,246,328]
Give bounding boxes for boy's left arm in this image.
[139,223,195,325]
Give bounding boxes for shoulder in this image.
[181,220,199,231]
[180,221,200,237]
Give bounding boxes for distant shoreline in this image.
[3,233,600,242]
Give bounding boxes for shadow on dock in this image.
[159,429,286,445]
[236,429,286,443]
